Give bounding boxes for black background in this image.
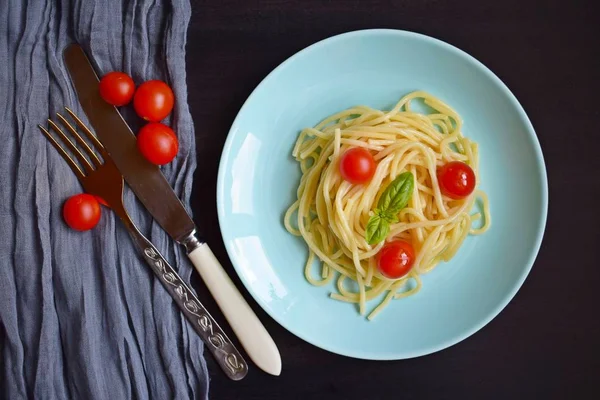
[185,1,600,399]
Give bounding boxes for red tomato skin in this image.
[63,194,101,231]
[137,123,179,165]
[133,80,174,122]
[377,240,415,279]
[437,161,476,200]
[99,72,135,106]
[339,147,376,184]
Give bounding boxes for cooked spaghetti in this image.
[284,91,490,320]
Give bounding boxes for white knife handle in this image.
[188,243,282,376]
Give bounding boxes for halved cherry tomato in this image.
[377,240,415,279]
[63,194,101,231]
[437,161,476,199]
[99,72,135,106]
[133,80,174,122]
[339,147,376,184]
[137,122,179,165]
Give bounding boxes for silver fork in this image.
[38,108,248,380]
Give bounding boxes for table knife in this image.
[63,44,281,376]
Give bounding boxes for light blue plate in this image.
[216,29,547,360]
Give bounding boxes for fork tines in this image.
[38,108,107,178]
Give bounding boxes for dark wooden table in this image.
[185,1,599,398]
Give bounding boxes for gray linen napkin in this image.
[0,0,209,398]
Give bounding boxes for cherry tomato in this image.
[133,80,174,122]
[339,147,376,184]
[63,194,101,231]
[98,72,135,106]
[137,122,179,165]
[377,240,415,279]
[437,161,476,199]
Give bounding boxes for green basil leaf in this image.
[365,211,391,245]
[377,172,414,215]
[381,210,399,224]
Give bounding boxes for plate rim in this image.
[216,28,549,360]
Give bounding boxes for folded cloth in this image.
[0,0,209,398]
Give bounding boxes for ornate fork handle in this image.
[121,216,248,380]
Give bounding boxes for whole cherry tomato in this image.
[63,194,101,231]
[437,161,476,199]
[133,80,174,122]
[137,122,179,165]
[339,147,376,184]
[99,72,135,106]
[377,240,415,279]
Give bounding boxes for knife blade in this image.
[63,44,281,376]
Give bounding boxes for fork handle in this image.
[123,223,248,380]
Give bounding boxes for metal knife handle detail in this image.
[122,219,248,380]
